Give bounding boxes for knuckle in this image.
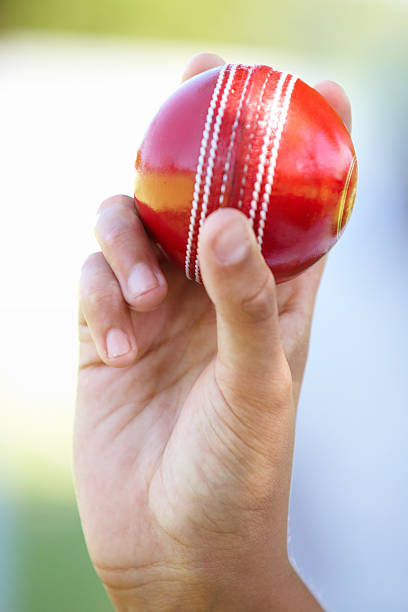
[100,224,124,249]
[80,251,103,278]
[79,254,122,313]
[96,194,133,215]
[95,208,139,250]
[80,279,122,313]
[240,274,276,323]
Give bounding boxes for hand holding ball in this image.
[134,64,357,283]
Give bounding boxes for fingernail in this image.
[128,263,159,298]
[106,328,131,359]
[212,216,251,265]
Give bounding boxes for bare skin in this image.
[74,53,352,611]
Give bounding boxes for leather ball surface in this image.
[134,64,357,283]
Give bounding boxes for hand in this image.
[74,53,352,612]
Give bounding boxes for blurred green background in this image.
[1,1,407,611]
[1,0,407,64]
[1,0,407,128]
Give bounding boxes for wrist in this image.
[102,562,219,612]
[108,582,212,612]
[105,561,323,612]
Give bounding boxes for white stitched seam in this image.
[218,66,254,207]
[194,65,238,282]
[257,75,298,249]
[237,70,271,210]
[248,71,288,229]
[184,66,227,279]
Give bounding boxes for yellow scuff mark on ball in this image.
[336,155,357,238]
[134,170,195,212]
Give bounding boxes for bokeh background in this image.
[1,1,407,610]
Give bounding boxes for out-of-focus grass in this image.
[16,494,113,612]
[1,0,407,64]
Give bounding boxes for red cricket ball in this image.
[134,64,357,283]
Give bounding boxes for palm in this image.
[75,255,322,580]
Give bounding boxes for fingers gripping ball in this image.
[134,64,357,283]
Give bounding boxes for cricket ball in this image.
[134,63,357,283]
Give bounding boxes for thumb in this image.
[199,208,290,406]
